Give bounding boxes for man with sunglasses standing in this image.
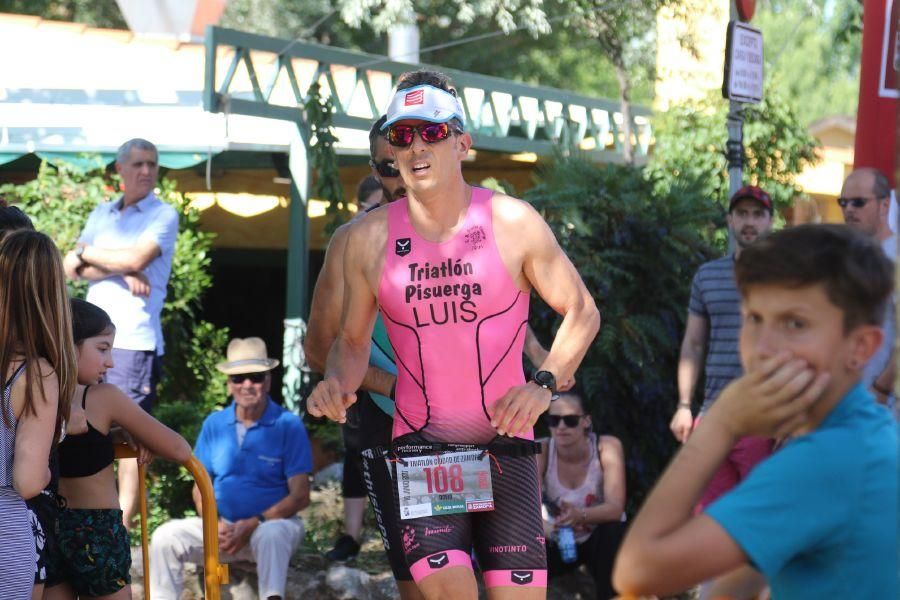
[839,167,896,409]
[306,116,425,598]
[307,70,599,600]
[669,186,775,508]
[150,337,312,600]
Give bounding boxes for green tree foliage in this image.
[0,0,125,27]
[754,0,862,125]
[0,160,229,529]
[524,154,720,509]
[647,82,820,226]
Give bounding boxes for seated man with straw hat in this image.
[149,337,312,600]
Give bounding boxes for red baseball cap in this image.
[729,185,773,213]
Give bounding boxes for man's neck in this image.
[235,397,268,425]
[407,179,471,237]
[121,193,146,208]
[876,226,893,243]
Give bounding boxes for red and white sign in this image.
[855,0,897,185]
[878,0,899,97]
[404,89,424,106]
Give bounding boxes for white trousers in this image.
[149,516,304,600]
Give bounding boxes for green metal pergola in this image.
[202,25,652,408]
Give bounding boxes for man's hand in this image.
[306,378,356,423]
[706,351,830,441]
[669,406,694,443]
[124,271,151,297]
[489,382,552,437]
[217,519,234,550]
[220,517,258,555]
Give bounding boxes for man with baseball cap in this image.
[669,185,775,509]
[307,69,599,599]
[150,337,312,600]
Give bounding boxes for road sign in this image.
[723,20,764,104]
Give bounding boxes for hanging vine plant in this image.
[304,80,351,234]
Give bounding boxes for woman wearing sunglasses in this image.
[537,392,626,599]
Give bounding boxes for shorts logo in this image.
[395,238,412,256]
[405,89,425,105]
[402,525,418,554]
[511,571,533,585]
[427,552,449,569]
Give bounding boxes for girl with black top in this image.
[45,299,191,600]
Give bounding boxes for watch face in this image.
[534,370,556,390]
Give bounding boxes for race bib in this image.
[392,450,495,520]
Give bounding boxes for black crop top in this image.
[58,386,114,478]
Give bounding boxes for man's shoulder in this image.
[201,405,231,428]
[696,255,735,275]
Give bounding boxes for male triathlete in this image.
[305,115,421,599]
[308,70,599,599]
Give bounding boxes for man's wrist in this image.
[677,401,692,410]
[254,513,266,525]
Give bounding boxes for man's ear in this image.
[456,131,473,159]
[846,324,884,372]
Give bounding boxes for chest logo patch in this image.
[464,226,486,250]
[395,238,412,256]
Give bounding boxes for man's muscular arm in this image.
[307,222,380,423]
[490,198,600,436]
[305,224,395,398]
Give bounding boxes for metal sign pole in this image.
[727,0,744,252]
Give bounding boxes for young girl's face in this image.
[76,327,116,385]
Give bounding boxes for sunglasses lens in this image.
[376,160,400,178]
[230,372,265,384]
[564,415,581,427]
[388,126,414,147]
[420,123,451,143]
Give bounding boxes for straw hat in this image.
[216,337,279,374]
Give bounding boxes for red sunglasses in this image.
[387,122,461,148]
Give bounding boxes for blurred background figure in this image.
[538,391,627,600]
[357,175,384,212]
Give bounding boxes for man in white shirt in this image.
[64,138,179,529]
[839,167,895,409]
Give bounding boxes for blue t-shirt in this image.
[706,384,898,598]
[195,398,312,522]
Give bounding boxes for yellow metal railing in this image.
[115,444,229,599]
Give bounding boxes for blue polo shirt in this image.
[706,383,898,598]
[195,398,312,521]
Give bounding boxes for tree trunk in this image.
[613,58,634,166]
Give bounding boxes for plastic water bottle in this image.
[557,526,577,564]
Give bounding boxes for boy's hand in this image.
[669,407,694,443]
[707,351,830,441]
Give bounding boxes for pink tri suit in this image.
[376,186,547,588]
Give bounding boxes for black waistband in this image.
[366,437,542,460]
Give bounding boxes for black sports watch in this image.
[531,370,557,395]
[255,513,267,523]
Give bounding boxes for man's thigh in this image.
[153,517,205,562]
[107,349,160,413]
[248,518,304,558]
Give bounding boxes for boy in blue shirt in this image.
[614,224,898,598]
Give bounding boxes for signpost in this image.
[722,2,764,209]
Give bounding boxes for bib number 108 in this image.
[423,464,464,494]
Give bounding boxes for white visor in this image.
[382,84,466,130]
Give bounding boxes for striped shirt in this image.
[688,255,743,412]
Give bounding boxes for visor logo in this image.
[395,238,412,256]
[511,571,533,585]
[405,89,425,105]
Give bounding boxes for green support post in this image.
[282,124,311,412]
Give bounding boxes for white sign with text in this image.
[723,21,764,104]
